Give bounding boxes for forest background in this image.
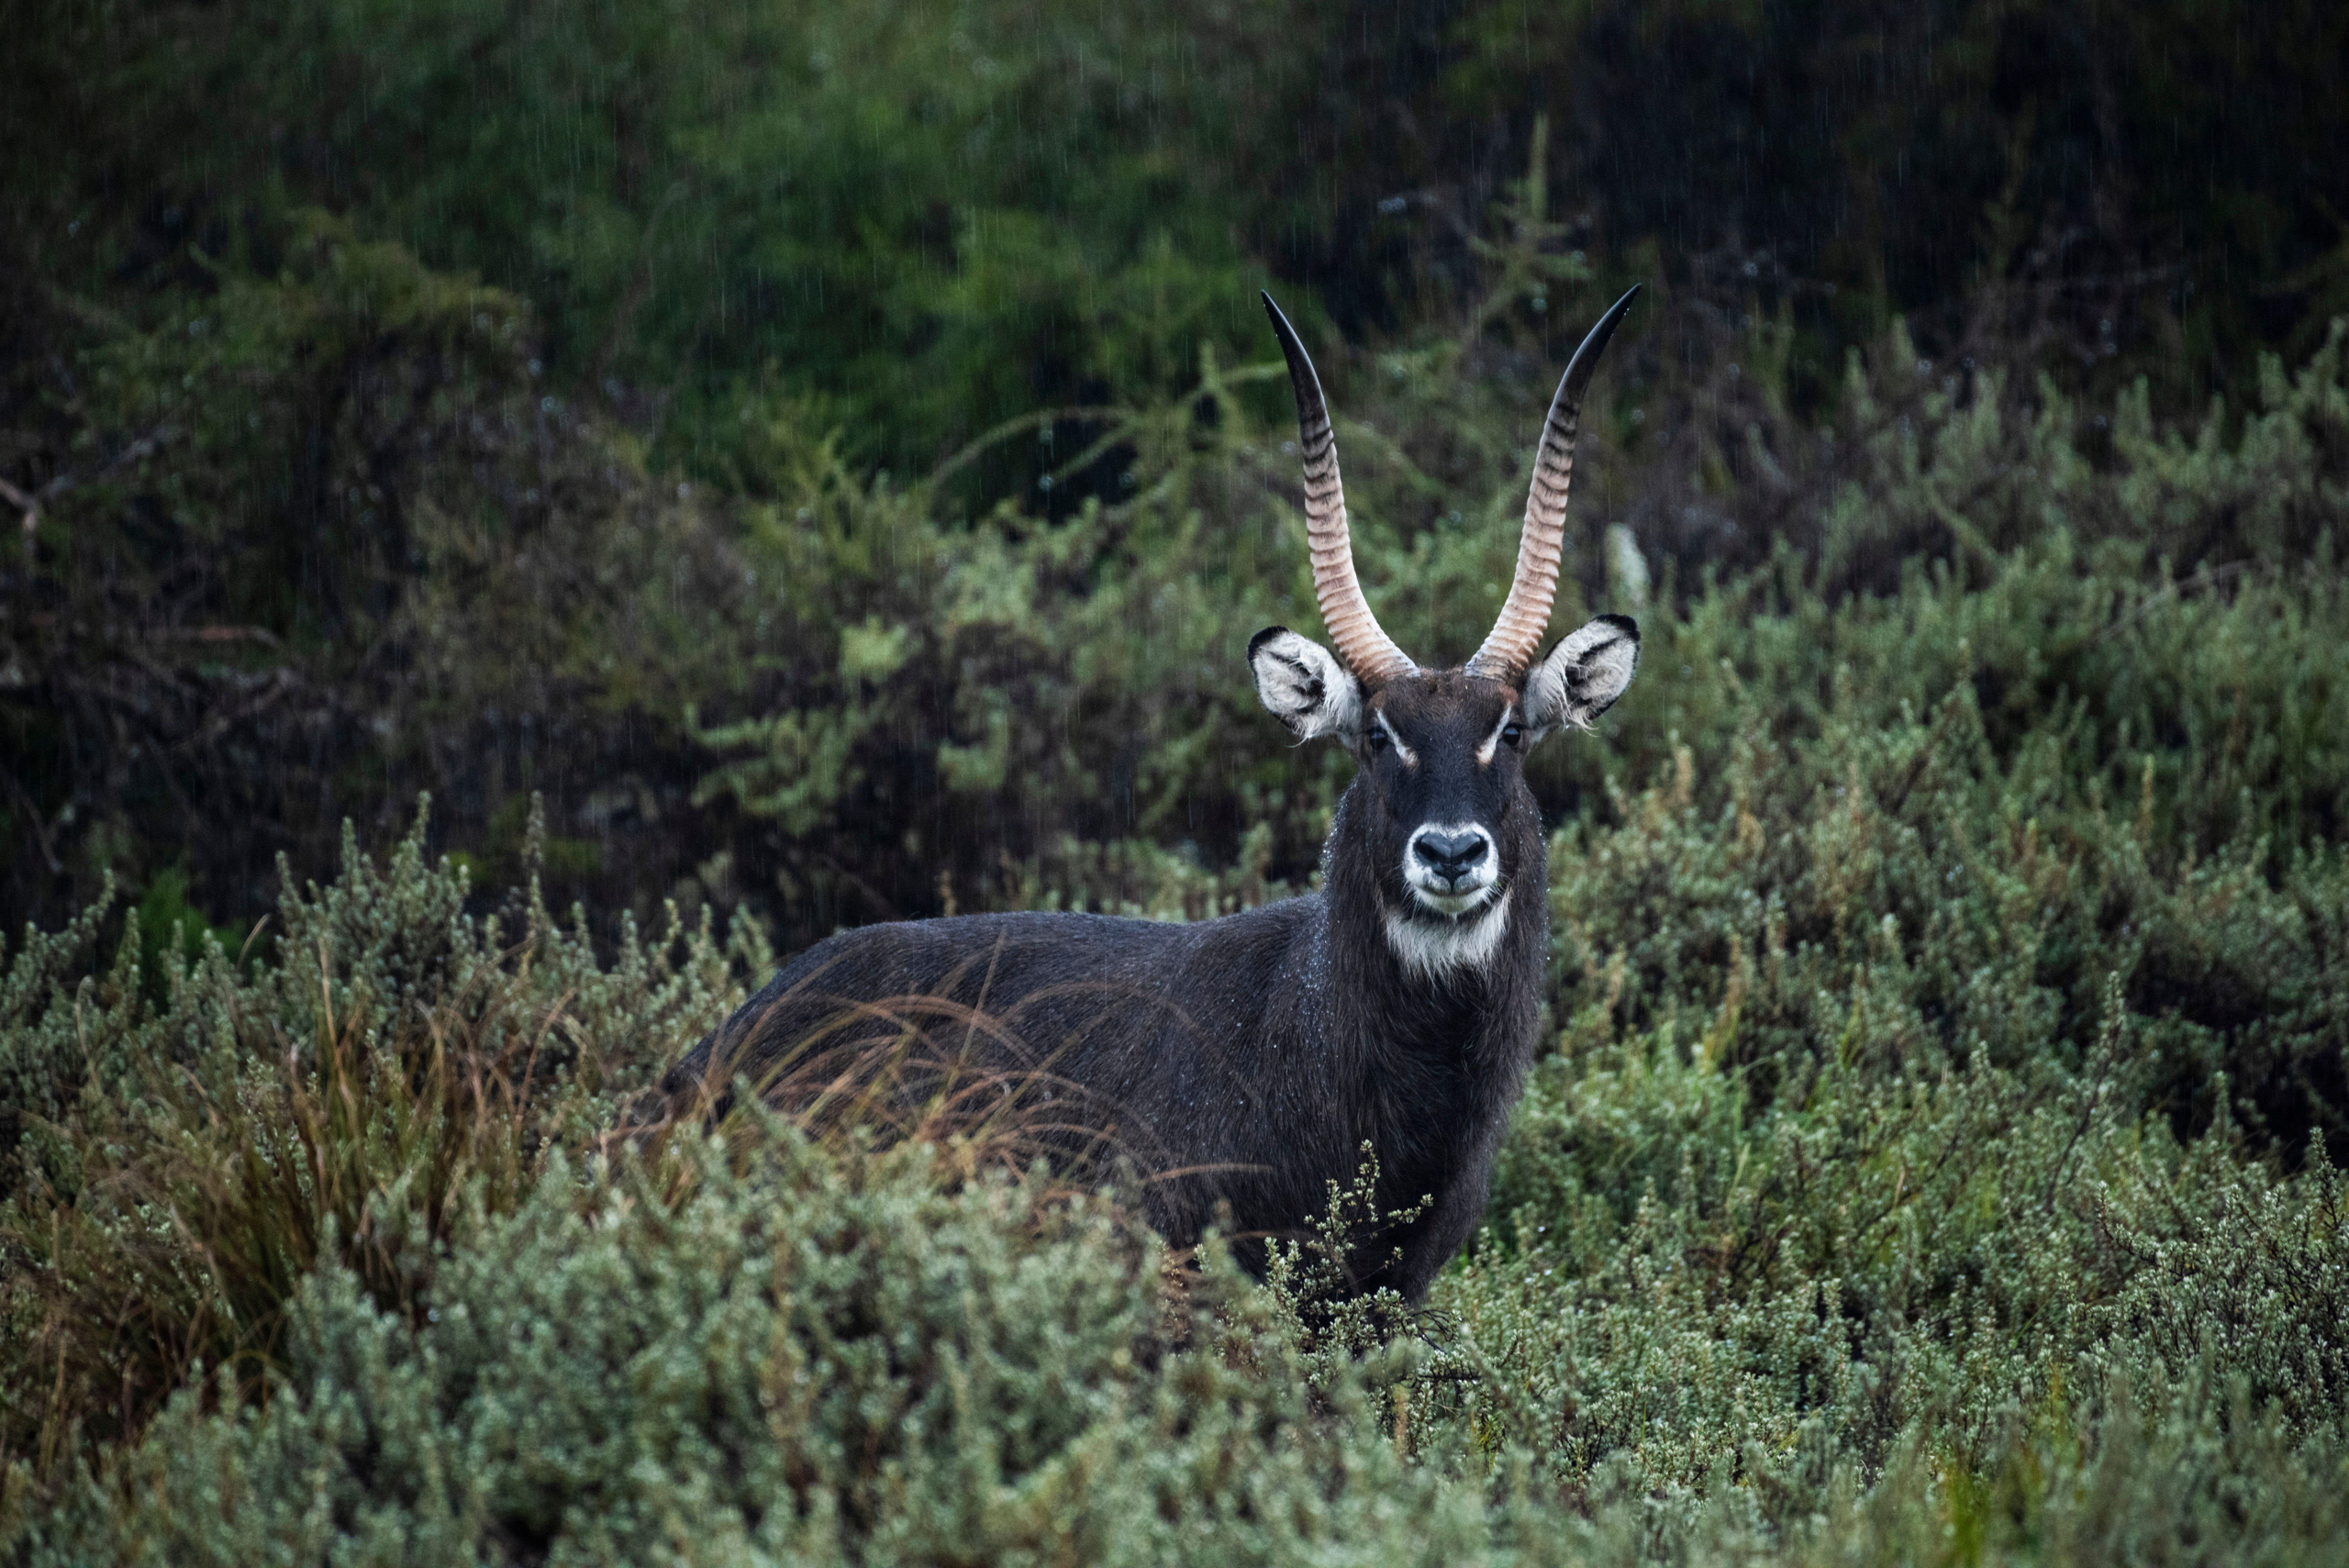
[4,0,2349,1562]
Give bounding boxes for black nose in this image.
[1414,829,1486,880]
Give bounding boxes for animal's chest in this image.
[1350,1042,1482,1195]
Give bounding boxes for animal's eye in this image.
[1502,724,1524,748]
[1367,725,1391,751]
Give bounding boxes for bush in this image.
[7,5,2348,1556]
[4,795,2343,1564]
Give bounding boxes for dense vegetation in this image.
[9,0,2349,937]
[6,335,2345,1556]
[5,0,2347,1561]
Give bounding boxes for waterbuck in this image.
[662,287,1642,1300]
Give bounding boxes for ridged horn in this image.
[1263,293,1417,684]
[1465,285,1642,682]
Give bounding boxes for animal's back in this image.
[659,904,1322,1151]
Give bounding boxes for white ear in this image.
[1522,615,1640,738]
[1249,627,1363,741]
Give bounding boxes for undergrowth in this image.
[6,12,2348,1557]
[5,639,2346,1562]
[6,159,2348,1568]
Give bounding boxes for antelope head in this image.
[1250,288,1642,975]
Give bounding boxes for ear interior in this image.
[1523,614,1640,737]
[1249,627,1363,741]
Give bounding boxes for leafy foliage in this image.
[4,806,2345,1563]
[8,0,2349,944]
[4,1,2347,1558]
[6,330,2349,1553]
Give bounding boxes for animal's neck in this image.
[1307,844,1541,1212]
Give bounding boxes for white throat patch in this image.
[1384,899,1509,981]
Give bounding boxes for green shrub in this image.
[0,802,765,1467]
[8,6,2349,1557]
[4,792,2345,1565]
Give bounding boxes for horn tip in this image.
[1562,284,1644,402]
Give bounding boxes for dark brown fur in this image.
[661,670,1554,1301]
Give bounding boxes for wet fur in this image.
[662,670,1553,1302]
